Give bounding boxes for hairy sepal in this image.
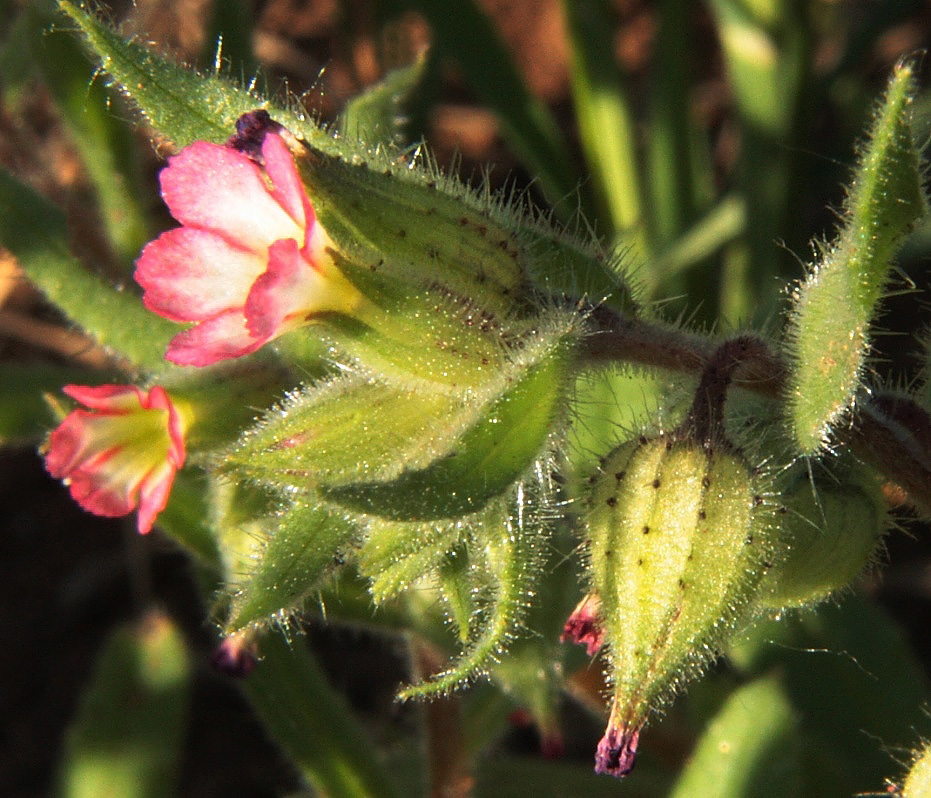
[786,59,927,454]
[759,461,887,609]
[398,481,551,701]
[225,499,361,634]
[587,434,774,738]
[322,323,578,521]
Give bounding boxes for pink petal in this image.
[165,310,266,366]
[261,133,310,231]
[136,228,267,322]
[160,141,304,252]
[136,461,177,535]
[244,238,308,339]
[66,453,139,518]
[62,384,146,413]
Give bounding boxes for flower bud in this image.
[759,464,886,609]
[585,432,773,776]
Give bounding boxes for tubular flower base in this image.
[43,385,188,535]
[136,112,361,366]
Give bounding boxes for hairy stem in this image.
[583,306,931,513]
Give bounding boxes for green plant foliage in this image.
[668,677,801,798]
[55,614,190,798]
[786,59,927,453]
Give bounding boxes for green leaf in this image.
[731,594,931,795]
[668,676,801,798]
[786,59,927,453]
[29,1,150,262]
[0,168,177,372]
[58,1,338,153]
[227,499,360,632]
[56,614,190,798]
[339,54,429,147]
[243,630,402,798]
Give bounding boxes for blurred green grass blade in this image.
[0,6,35,101]
[200,0,258,80]
[562,0,645,250]
[339,54,429,147]
[244,630,403,798]
[707,0,812,322]
[0,363,101,444]
[646,0,715,251]
[56,614,190,798]
[28,1,150,263]
[669,677,801,798]
[396,0,580,215]
[0,168,177,372]
[650,194,746,288]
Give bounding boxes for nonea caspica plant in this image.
[3,2,931,795]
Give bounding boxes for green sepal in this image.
[399,491,550,700]
[759,460,887,609]
[588,435,774,735]
[222,373,461,490]
[295,143,530,322]
[324,331,575,521]
[786,59,928,453]
[359,517,466,605]
[225,499,360,633]
[0,168,176,373]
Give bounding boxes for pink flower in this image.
[44,385,187,535]
[136,114,358,366]
[560,593,604,656]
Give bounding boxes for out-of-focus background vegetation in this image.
[2,1,931,796]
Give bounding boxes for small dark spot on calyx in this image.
[606,496,618,507]
[642,525,650,535]
[652,478,661,489]
[614,471,626,481]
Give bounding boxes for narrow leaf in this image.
[0,168,176,372]
[56,614,190,798]
[786,59,927,453]
[668,677,800,798]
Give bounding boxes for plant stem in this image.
[582,306,931,514]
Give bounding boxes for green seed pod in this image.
[759,464,887,609]
[586,432,773,776]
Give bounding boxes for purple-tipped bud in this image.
[226,109,284,162]
[561,593,604,656]
[210,634,259,678]
[594,721,640,777]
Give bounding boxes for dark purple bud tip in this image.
[594,725,640,778]
[226,110,283,162]
[210,635,258,678]
[541,731,565,760]
[560,594,604,656]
